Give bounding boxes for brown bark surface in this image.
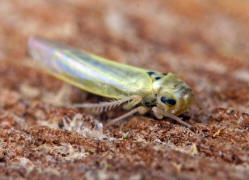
[0,1,248,179]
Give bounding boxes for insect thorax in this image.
[142,94,157,107]
[141,71,167,108]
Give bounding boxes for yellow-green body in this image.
[28,37,194,120]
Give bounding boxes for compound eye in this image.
[160,96,176,106]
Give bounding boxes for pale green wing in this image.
[28,37,153,99]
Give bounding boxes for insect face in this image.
[156,73,194,115]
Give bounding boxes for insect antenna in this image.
[157,109,192,128]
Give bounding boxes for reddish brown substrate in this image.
[0,1,248,179]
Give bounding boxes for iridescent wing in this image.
[28,37,153,99]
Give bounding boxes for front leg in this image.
[152,106,166,119]
[152,106,192,128]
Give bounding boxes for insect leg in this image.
[152,107,164,119]
[152,107,192,128]
[72,95,142,113]
[105,106,149,127]
[122,95,143,110]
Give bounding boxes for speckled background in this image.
[0,0,248,179]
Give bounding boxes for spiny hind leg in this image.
[72,95,142,113]
[122,95,143,110]
[105,106,149,127]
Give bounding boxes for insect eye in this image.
[160,96,167,103]
[166,99,176,106]
[160,96,176,106]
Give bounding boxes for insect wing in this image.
[28,37,152,98]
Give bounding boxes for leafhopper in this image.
[28,37,194,127]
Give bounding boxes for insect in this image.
[28,36,194,128]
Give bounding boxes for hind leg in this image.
[72,95,142,113]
